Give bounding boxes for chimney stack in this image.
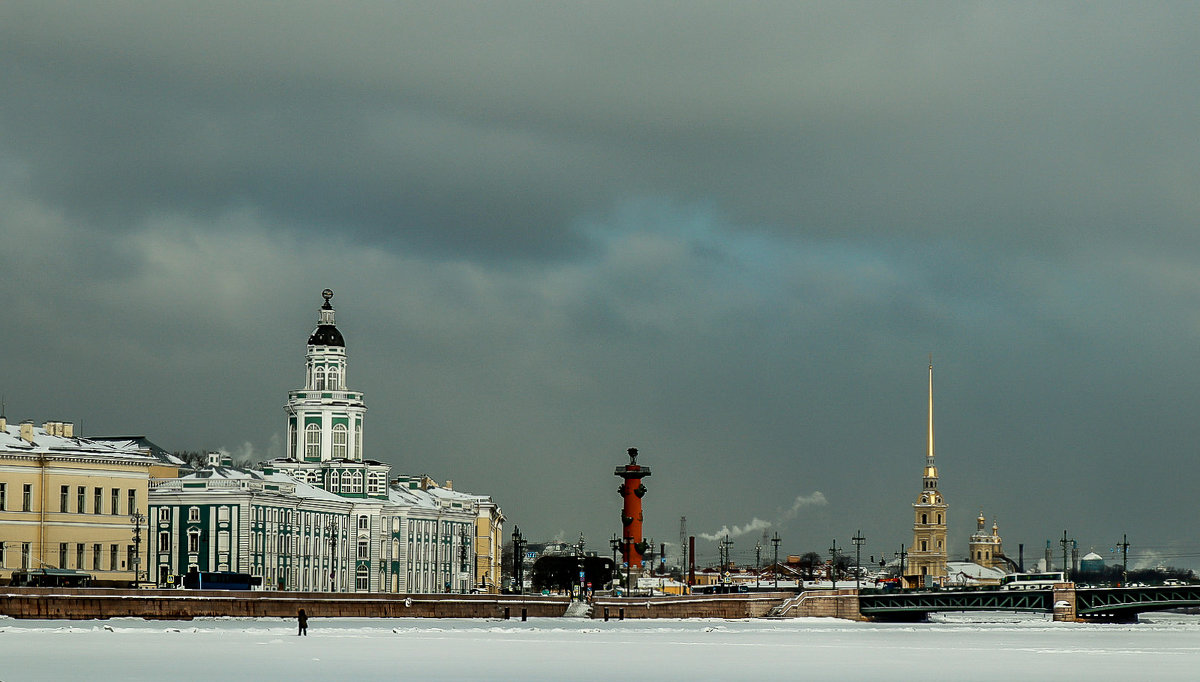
[63,422,73,438]
[19,420,34,443]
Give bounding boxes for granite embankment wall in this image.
[771,589,864,621]
[0,589,826,621]
[0,588,568,620]
[591,592,792,619]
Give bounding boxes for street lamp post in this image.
[130,509,145,588]
[624,535,633,592]
[327,520,338,592]
[511,526,526,594]
[459,526,469,594]
[829,539,840,591]
[609,534,620,590]
[771,532,781,590]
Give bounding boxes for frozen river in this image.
[4,612,1200,681]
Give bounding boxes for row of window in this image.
[0,483,137,515]
[158,529,230,553]
[0,541,134,572]
[57,486,138,516]
[302,423,363,460]
[157,506,210,524]
[248,563,373,591]
[307,364,344,391]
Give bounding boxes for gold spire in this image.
[922,357,938,490]
[927,355,934,461]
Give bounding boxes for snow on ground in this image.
[3,612,1200,681]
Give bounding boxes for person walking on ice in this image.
[298,608,308,636]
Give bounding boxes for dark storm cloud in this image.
[3,2,1200,568]
[7,2,1198,258]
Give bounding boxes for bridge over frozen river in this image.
[858,583,1200,622]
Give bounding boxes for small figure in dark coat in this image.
[298,608,308,636]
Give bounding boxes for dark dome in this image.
[308,325,344,347]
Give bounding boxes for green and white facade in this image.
[148,290,503,592]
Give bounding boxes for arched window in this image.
[314,367,326,390]
[354,422,362,460]
[341,471,352,491]
[328,471,340,493]
[367,473,382,494]
[937,514,942,524]
[356,565,369,591]
[332,424,348,459]
[351,471,363,493]
[920,540,927,551]
[921,513,927,525]
[305,424,321,460]
[328,366,340,390]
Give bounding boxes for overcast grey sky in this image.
[3,2,1199,569]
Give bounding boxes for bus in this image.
[181,571,261,590]
[1000,572,1065,590]
[9,569,93,587]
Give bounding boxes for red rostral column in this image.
[615,447,652,569]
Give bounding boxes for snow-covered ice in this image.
[3,612,1200,681]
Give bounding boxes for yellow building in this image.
[473,498,505,593]
[0,418,175,585]
[906,361,948,586]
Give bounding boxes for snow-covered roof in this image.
[1082,552,1104,561]
[946,561,1007,582]
[157,465,352,503]
[0,421,155,462]
[89,435,185,466]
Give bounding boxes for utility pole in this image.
[1117,534,1129,586]
[755,540,762,590]
[771,532,781,590]
[720,535,733,584]
[895,545,907,581]
[851,530,866,591]
[1060,531,1071,582]
[679,517,687,577]
[829,539,840,590]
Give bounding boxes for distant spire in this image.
[922,357,939,491]
[927,355,934,462]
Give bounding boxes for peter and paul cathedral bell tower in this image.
[906,359,948,586]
